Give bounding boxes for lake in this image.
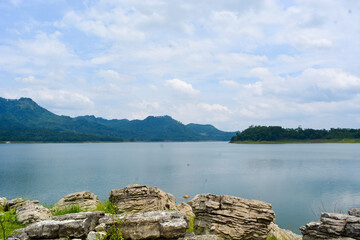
[0,142,360,233]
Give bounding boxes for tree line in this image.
[230,125,360,142]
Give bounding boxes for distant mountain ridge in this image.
[0,97,235,142]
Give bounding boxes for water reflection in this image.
[0,142,360,233]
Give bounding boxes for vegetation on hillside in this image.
[0,97,235,142]
[230,125,360,143]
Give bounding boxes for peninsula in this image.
[230,125,360,143]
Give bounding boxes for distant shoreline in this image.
[230,139,360,144]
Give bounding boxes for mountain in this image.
[0,97,235,142]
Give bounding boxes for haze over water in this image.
[1,142,359,233]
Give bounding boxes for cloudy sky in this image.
[0,0,359,131]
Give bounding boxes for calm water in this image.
[1,142,360,233]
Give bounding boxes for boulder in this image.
[99,210,189,240]
[178,202,195,217]
[188,193,275,240]
[179,232,221,240]
[267,222,302,240]
[8,227,28,240]
[349,208,360,217]
[4,198,25,211]
[109,184,177,213]
[15,201,52,224]
[53,191,99,211]
[87,231,106,240]
[300,212,360,239]
[25,212,104,239]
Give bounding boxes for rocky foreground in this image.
[0,184,359,240]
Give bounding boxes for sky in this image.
[0,0,359,131]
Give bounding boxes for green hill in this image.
[0,97,235,142]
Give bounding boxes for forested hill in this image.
[230,125,360,143]
[0,97,235,142]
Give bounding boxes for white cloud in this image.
[198,103,232,113]
[165,78,199,95]
[220,80,241,88]
[15,75,44,84]
[98,69,134,82]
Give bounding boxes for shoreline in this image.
[230,138,360,144]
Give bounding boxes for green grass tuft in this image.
[186,215,194,233]
[53,205,82,216]
[96,200,118,214]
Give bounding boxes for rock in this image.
[188,193,275,240]
[179,232,221,240]
[349,208,360,217]
[99,210,189,240]
[95,223,106,232]
[26,219,91,239]
[109,184,177,213]
[53,191,100,212]
[15,201,52,224]
[25,211,105,239]
[178,202,195,217]
[0,197,6,206]
[87,231,106,240]
[267,222,302,240]
[52,211,105,221]
[8,227,28,240]
[300,212,360,239]
[4,198,25,211]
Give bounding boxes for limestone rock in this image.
[349,208,360,217]
[99,210,189,240]
[16,201,52,224]
[188,193,275,240]
[178,202,195,217]
[52,211,105,221]
[8,227,28,240]
[0,197,6,206]
[87,231,106,240]
[25,211,104,239]
[109,184,177,213]
[54,191,99,211]
[4,198,25,211]
[267,222,302,240]
[179,232,221,240]
[300,212,360,239]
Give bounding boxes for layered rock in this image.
[300,212,360,239]
[177,202,195,217]
[109,184,177,213]
[99,210,189,240]
[53,191,99,211]
[179,232,221,240]
[4,198,25,211]
[267,222,302,240]
[15,201,52,224]
[189,193,275,240]
[349,208,360,217]
[25,211,105,239]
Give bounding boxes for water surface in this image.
[1,142,359,233]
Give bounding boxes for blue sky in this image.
[0,0,359,131]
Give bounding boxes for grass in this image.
[52,205,83,216]
[96,200,118,214]
[186,215,194,233]
[0,207,26,240]
[231,138,360,144]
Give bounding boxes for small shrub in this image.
[103,215,125,240]
[53,205,82,216]
[0,203,26,240]
[97,200,118,214]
